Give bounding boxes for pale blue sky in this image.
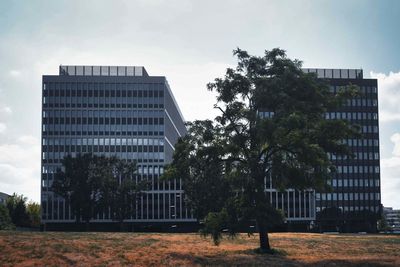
[0,0,399,208]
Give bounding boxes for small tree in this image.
[165,48,358,252]
[53,154,99,225]
[100,159,147,231]
[0,204,15,230]
[26,202,41,228]
[6,193,29,227]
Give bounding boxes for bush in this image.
[0,204,15,230]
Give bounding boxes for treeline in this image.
[0,194,40,230]
[51,154,147,230]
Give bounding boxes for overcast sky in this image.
[0,0,399,208]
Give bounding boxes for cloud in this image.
[370,71,400,123]
[380,132,400,209]
[9,70,21,77]
[0,106,12,115]
[0,123,6,133]
[0,135,41,202]
[380,157,400,209]
[391,133,400,157]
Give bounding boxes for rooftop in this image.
[59,65,149,77]
[302,68,363,79]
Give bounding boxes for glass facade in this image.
[41,66,194,223]
[263,69,381,232]
[314,69,381,232]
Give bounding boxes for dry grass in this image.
[0,231,399,266]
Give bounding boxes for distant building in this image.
[41,65,195,229]
[383,207,400,232]
[0,192,10,205]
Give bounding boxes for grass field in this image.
[0,231,399,266]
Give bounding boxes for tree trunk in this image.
[258,221,271,252]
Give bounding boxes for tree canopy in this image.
[53,154,146,228]
[165,48,359,252]
[6,193,30,227]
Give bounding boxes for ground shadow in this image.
[307,259,397,267]
[168,249,300,266]
[167,249,398,266]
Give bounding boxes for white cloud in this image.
[390,133,400,157]
[0,135,41,202]
[0,106,12,115]
[0,122,6,133]
[380,158,400,209]
[9,70,21,77]
[370,71,400,123]
[369,72,400,208]
[380,132,400,209]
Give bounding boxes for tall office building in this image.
[41,65,195,228]
[306,68,381,232]
[262,68,381,232]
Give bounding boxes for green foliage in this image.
[164,120,232,220]
[6,193,29,227]
[0,204,15,230]
[101,159,148,224]
[200,210,228,245]
[26,202,41,228]
[53,154,99,223]
[53,153,143,224]
[377,212,391,232]
[165,48,358,250]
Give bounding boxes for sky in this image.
[0,0,399,208]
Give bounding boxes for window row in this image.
[335,138,379,148]
[43,124,164,132]
[44,82,164,95]
[43,110,164,118]
[325,112,378,120]
[259,111,379,121]
[43,163,165,174]
[42,152,165,162]
[44,89,164,98]
[43,116,165,125]
[43,123,164,130]
[328,178,380,187]
[43,130,164,137]
[329,152,379,161]
[43,137,165,146]
[44,102,164,109]
[316,205,380,212]
[328,85,377,94]
[317,192,380,201]
[43,144,164,153]
[335,165,380,174]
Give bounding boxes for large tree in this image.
[165,48,358,252]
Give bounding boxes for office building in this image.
[41,65,195,229]
[264,69,381,232]
[0,192,9,205]
[383,207,400,232]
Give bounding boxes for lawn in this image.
[0,231,399,266]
